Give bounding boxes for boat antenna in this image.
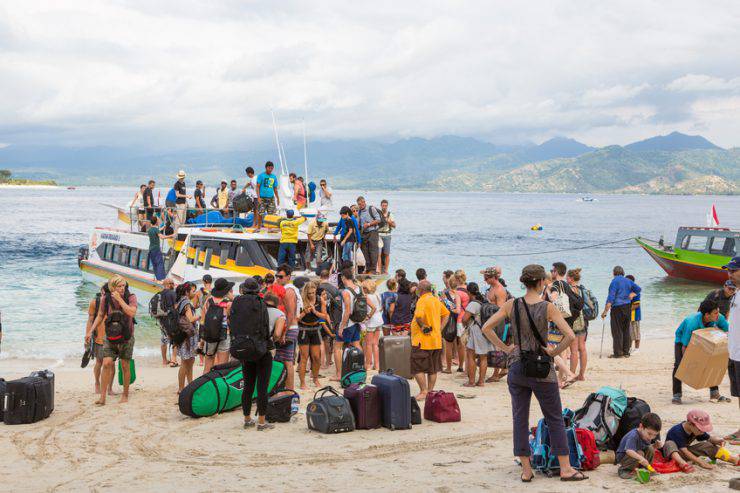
[280,143,288,175]
[303,119,309,185]
[271,110,286,174]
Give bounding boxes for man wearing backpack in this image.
[410,280,450,401]
[155,278,179,367]
[357,196,381,275]
[482,267,508,307]
[333,268,364,381]
[549,262,584,329]
[318,268,341,368]
[84,290,114,396]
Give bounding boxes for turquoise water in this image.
[0,186,738,361]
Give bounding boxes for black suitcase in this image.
[266,390,300,423]
[306,386,355,434]
[0,378,6,422]
[4,370,55,425]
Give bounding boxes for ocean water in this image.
[0,186,738,361]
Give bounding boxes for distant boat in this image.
[67,186,76,190]
[579,196,596,202]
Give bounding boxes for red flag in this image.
[709,204,720,227]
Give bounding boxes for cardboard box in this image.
[676,328,728,390]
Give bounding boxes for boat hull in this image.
[637,239,729,285]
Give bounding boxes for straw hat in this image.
[177,170,186,179]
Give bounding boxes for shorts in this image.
[275,327,299,363]
[380,235,391,255]
[102,336,135,361]
[93,342,105,360]
[204,337,230,357]
[730,359,740,397]
[259,196,277,216]
[178,333,199,360]
[298,328,322,346]
[630,321,641,341]
[160,326,170,346]
[411,345,443,375]
[336,323,361,344]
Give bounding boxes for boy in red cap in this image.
[662,409,740,471]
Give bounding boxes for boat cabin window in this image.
[710,237,737,256]
[680,235,708,252]
[96,241,152,273]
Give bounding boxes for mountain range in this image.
[1,131,737,194]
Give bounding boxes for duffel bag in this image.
[306,386,355,434]
[423,390,461,423]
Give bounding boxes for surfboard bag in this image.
[178,360,287,418]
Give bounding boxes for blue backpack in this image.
[579,285,599,322]
[530,408,585,476]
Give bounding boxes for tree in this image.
[0,169,11,181]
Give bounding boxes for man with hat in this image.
[704,280,736,320]
[722,257,740,445]
[482,266,508,307]
[173,170,191,229]
[277,210,306,268]
[307,212,329,269]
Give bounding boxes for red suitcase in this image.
[423,390,461,423]
[343,383,381,429]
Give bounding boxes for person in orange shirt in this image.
[410,280,450,400]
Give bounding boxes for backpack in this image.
[609,397,651,451]
[479,302,500,327]
[373,206,387,229]
[149,290,169,318]
[228,294,270,363]
[349,287,368,323]
[441,291,459,343]
[266,390,300,423]
[104,294,131,344]
[575,428,601,470]
[232,193,253,213]
[202,299,225,343]
[306,386,355,434]
[173,298,195,346]
[580,286,599,322]
[574,392,621,451]
[530,408,585,476]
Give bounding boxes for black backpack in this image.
[149,290,169,318]
[266,390,300,423]
[319,284,342,332]
[202,299,225,343]
[228,294,269,362]
[232,193,253,213]
[609,397,651,450]
[349,287,368,323]
[341,346,365,377]
[371,206,387,229]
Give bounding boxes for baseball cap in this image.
[317,212,327,222]
[686,409,713,433]
[286,209,295,218]
[726,280,736,289]
[722,256,740,270]
[202,274,213,284]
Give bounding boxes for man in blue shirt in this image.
[333,206,361,263]
[601,265,641,358]
[671,299,730,405]
[255,161,280,230]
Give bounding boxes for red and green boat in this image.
[636,227,738,285]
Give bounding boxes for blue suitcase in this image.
[371,370,411,430]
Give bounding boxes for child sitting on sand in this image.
[616,412,662,479]
[662,409,740,472]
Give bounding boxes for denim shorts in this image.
[336,323,361,343]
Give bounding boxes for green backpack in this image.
[341,369,367,389]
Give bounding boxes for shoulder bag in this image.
[514,298,553,379]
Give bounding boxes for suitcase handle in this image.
[313,386,340,400]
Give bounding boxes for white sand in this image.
[1,337,738,492]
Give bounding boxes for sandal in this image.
[710,395,731,403]
[168,362,179,368]
[560,471,588,481]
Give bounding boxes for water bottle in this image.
[291,394,300,416]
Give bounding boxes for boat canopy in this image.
[675,227,738,257]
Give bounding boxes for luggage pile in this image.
[1,370,55,425]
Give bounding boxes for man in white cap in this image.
[173,170,191,229]
[307,212,329,268]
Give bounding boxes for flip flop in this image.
[81,348,92,368]
[560,471,588,481]
[561,378,577,389]
[168,362,179,368]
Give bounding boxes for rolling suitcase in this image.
[343,383,381,429]
[371,370,411,430]
[379,335,412,379]
[4,370,55,425]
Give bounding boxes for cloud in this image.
[0,0,739,148]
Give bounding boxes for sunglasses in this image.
[275,274,285,279]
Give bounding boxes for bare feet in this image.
[476,382,485,387]
[300,384,309,391]
[108,388,118,396]
[95,383,101,394]
[312,378,321,387]
[576,375,586,381]
[462,382,476,387]
[485,375,501,383]
[94,399,106,406]
[415,392,428,401]
[119,394,129,404]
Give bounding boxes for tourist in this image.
[297,281,327,389]
[395,269,407,282]
[93,275,138,406]
[158,278,178,367]
[242,166,258,215]
[357,196,381,275]
[333,206,361,264]
[223,179,237,216]
[173,170,190,228]
[143,180,156,222]
[616,413,662,479]
[415,268,436,295]
[211,181,229,213]
[84,290,113,395]
[381,278,398,328]
[277,210,307,268]
[410,280,449,400]
[193,180,206,212]
[265,292,286,344]
[333,268,364,380]
[625,274,642,353]
[318,269,340,367]
[482,267,507,306]
[567,268,588,380]
[255,161,280,229]
[377,199,396,274]
[672,299,730,404]
[704,280,736,319]
[480,264,586,482]
[199,278,233,373]
[722,256,740,444]
[264,272,286,310]
[129,184,146,229]
[277,264,300,390]
[602,266,641,358]
[307,212,329,268]
[549,262,583,329]
[318,179,332,208]
[441,274,463,374]
[662,409,740,470]
[228,278,275,431]
[175,282,199,394]
[463,282,495,387]
[192,274,212,311]
[390,278,414,334]
[295,176,307,209]
[146,215,171,282]
[362,279,383,370]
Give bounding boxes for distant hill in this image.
[625,131,721,152]
[0,132,737,194]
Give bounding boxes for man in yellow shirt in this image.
[278,210,306,268]
[410,280,450,400]
[307,212,329,269]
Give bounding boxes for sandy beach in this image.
[1,335,738,493]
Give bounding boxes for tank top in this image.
[367,293,384,328]
[509,299,556,382]
[300,299,322,330]
[284,284,302,327]
[391,293,413,325]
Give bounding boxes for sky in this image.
[1,0,740,150]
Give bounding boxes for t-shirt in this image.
[381,291,398,325]
[267,306,285,343]
[294,181,306,206]
[173,180,186,205]
[616,428,656,463]
[279,217,307,244]
[257,172,278,198]
[673,312,729,346]
[665,422,709,450]
[410,292,450,350]
[142,187,154,208]
[268,284,287,312]
[367,293,384,328]
[465,300,483,328]
[729,292,740,361]
[319,186,332,207]
[307,220,328,241]
[147,225,161,252]
[245,176,258,199]
[194,188,205,208]
[378,211,395,236]
[217,188,228,209]
[165,188,177,204]
[358,205,381,233]
[705,289,734,319]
